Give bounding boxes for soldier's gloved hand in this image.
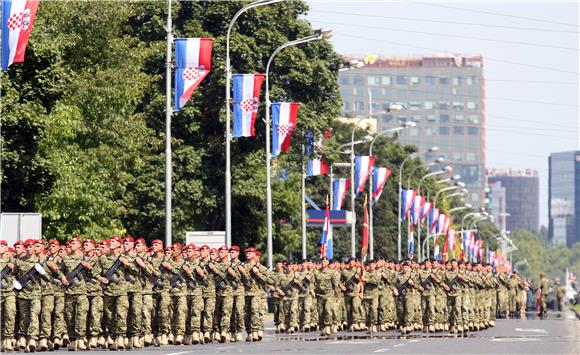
[119,257,130,266]
[136,258,146,268]
[392,288,399,296]
[183,265,190,273]
[98,276,109,284]
[162,262,173,270]
[443,284,450,292]
[46,261,58,272]
[408,279,414,286]
[195,266,204,275]
[81,261,92,270]
[60,275,69,286]
[7,262,15,269]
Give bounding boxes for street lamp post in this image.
[265,28,331,270]
[225,0,281,248]
[164,0,173,246]
[367,123,414,259]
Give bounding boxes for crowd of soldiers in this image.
[0,236,546,353]
[270,257,533,337]
[0,237,271,352]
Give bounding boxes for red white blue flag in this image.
[174,38,212,111]
[410,195,424,225]
[272,102,299,157]
[429,208,440,234]
[1,0,39,71]
[355,156,375,196]
[332,178,350,210]
[306,158,329,177]
[372,167,392,204]
[401,189,416,221]
[320,196,333,259]
[420,201,432,225]
[233,74,265,137]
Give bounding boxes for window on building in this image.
[467,76,476,85]
[453,76,463,85]
[468,127,479,135]
[426,114,437,122]
[354,101,365,110]
[371,102,380,111]
[439,126,450,135]
[410,76,421,85]
[424,101,435,110]
[339,76,350,85]
[452,102,464,111]
[466,101,478,110]
[439,153,448,160]
[454,126,465,135]
[439,101,449,110]
[353,75,364,85]
[455,114,465,122]
[440,114,450,122]
[466,152,477,161]
[381,76,392,86]
[396,76,408,85]
[425,76,436,85]
[409,101,422,110]
[367,76,379,86]
[468,115,480,124]
[395,115,407,123]
[412,115,422,122]
[381,88,392,96]
[343,101,351,111]
[370,87,381,97]
[439,76,449,85]
[409,128,420,136]
[452,152,464,161]
[425,127,434,136]
[382,115,392,124]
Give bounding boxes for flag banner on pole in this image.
[306,158,329,177]
[233,73,265,137]
[442,232,449,261]
[410,195,424,225]
[306,128,332,157]
[478,239,484,262]
[1,0,39,71]
[436,214,446,234]
[173,38,213,111]
[332,178,350,210]
[361,194,369,260]
[372,167,392,203]
[420,201,432,225]
[434,237,441,261]
[429,208,440,234]
[272,102,299,157]
[355,156,375,196]
[320,196,333,259]
[407,229,414,260]
[400,189,416,221]
[443,216,452,234]
[447,230,456,260]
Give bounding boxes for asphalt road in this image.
[48,311,578,355]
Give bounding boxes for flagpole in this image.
[301,148,307,261]
[164,0,173,247]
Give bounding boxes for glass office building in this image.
[339,54,486,206]
[548,151,580,247]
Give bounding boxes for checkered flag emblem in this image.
[240,98,258,112]
[8,12,23,31]
[276,124,294,136]
[182,65,206,81]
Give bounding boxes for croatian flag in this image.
[320,197,333,259]
[233,73,265,137]
[429,208,440,234]
[355,156,375,196]
[306,158,329,177]
[420,201,432,225]
[434,238,441,261]
[447,230,456,259]
[401,189,416,221]
[372,167,392,204]
[407,231,414,260]
[1,0,40,71]
[272,102,299,157]
[410,195,424,225]
[174,38,213,111]
[332,178,350,210]
[488,250,495,265]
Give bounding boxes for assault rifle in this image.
[420,274,435,291]
[169,266,195,289]
[63,263,88,288]
[101,257,123,290]
[281,279,298,296]
[14,263,46,291]
[152,262,169,288]
[395,277,412,296]
[446,275,463,290]
[0,265,12,289]
[344,273,360,291]
[300,275,311,293]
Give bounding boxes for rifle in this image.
[420,274,435,291]
[0,265,12,289]
[446,275,462,290]
[169,265,195,289]
[14,263,46,291]
[299,275,312,293]
[101,257,123,290]
[344,273,360,291]
[395,277,412,296]
[281,279,298,296]
[62,263,88,288]
[206,262,228,291]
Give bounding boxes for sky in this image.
[306,0,580,227]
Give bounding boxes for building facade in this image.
[339,54,486,206]
[549,151,580,247]
[487,180,507,231]
[487,168,540,233]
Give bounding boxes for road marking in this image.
[515,328,548,334]
[409,339,420,343]
[393,343,406,347]
[166,352,192,355]
[491,338,540,342]
[373,348,390,353]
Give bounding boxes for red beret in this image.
[172,242,182,249]
[183,244,194,251]
[59,245,67,250]
[48,239,60,246]
[245,247,256,253]
[0,240,7,246]
[83,239,95,245]
[210,248,217,253]
[111,235,123,243]
[230,245,240,251]
[7,247,14,252]
[135,238,146,245]
[200,245,210,250]
[218,245,229,251]
[101,240,111,246]
[164,247,172,252]
[14,240,23,247]
[152,239,163,245]
[255,251,261,257]
[36,240,46,245]
[24,239,36,247]
[123,237,134,243]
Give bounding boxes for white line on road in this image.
[166,352,193,355]
[491,338,540,342]
[409,339,420,343]
[393,343,406,347]
[373,348,390,353]
[515,328,548,333]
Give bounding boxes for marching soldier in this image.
[199,245,217,343]
[313,258,340,336]
[538,272,549,316]
[228,245,246,342]
[0,241,16,352]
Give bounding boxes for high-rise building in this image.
[487,180,507,230]
[487,168,540,233]
[548,151,580,247]
[339,54,486,205]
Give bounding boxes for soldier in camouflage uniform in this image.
[150,239,171,346]
[122,237,144,349]
[199,245,217,343]
[244,247,272,341]
[165,242,187,345]
[313,258,340,336]
[135,238,155,347]
[228,245,246,342]
[0,241,16,351]
[270,260,285,332]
